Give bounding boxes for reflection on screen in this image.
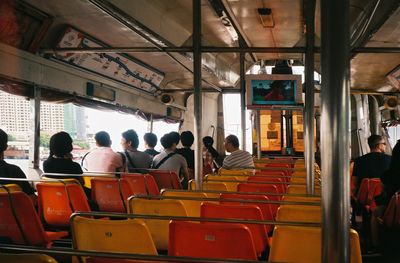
[251,79,297,105]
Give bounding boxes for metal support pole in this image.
[29,86,40,170]
[193,0,203,190]
[148,114,153,133]
[304,0,316,195]
[240,52,246,151]
[256,110,262,160]
[321,0,350,262]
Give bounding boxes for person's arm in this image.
[181,167,189,181]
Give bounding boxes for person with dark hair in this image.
[120,129,151,173]
[83,131,124,172]
[202,136,221,174]
[264,81,285,101]
[176,131,194,169]
[143,133,159,158]
[222,134,254,169]
[152,133,189,188]
[0,129,36,202]
[43,132,85,185]
[352,134,391,195]
[169,131,180,147]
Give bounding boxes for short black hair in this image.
[144,133,157,148]
[161,133,175,149]
[368,135,383,150]
[203,136,214,147]
[95,131,111,147]
[50,131,73,157]
[169,131,180,145]
[122,129,139,148]
[0,129,8,152]
[226,134,239,148]
[180,131,194,147]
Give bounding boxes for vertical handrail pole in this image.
[321,0,350,262]
[240,51,246,151]
[304,0,316,195]
[148,113,153,133]
[29,85,41,170]
[193,0,203,190]
[256,110,262,160]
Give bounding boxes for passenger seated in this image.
[0,129,36,204]
[120,129,151,173]
[203,136,221,174]
[143,132,159,159]
[222,135,254,169]
[43,131,91,196]
[82,131,124,172]
[176,131,194,170]
[169,131,180,149]
[152,133,189,189]
[352,135,391,196]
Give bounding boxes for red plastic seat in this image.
[168,220,258,260]
[265,163,292,178]
[120,174,160,196]
[0,192,68,247]
[219,193,274,233]
[248,176,286,194]
[382,193,400,229]
[91,178,132,213]
[148,170,182,190]
[237,183,281,217]
[357,178,382,211]
[201,202,269,256]
[37,182,91,227]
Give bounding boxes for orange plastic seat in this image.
[220,193,274,233]
[148,170,182,190]
[248,176,286,193]
[0,192,68,247]
[265,163,292,178]
[201,202,269,256]
[91,178,132,213]
[37,182,91,227]
[237,183,281,217]
[382,193,400,229]
[168,220,258,260]
[121,173,160,196]
[357,178,382,211]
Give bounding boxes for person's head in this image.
[224,134,239,153]
[0,129,8,154]
[160,133,176,150]
[368,135,385,153]
[95,131,111,147]
[144,133,157,149]
[180,131,194,148]
[121,129,139,150]
[169,131,180,145]
[270,81,284,93]
[202,136,214,148]
[50,131,73,157]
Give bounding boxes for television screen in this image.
[246,74,302,108]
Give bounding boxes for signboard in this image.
[54,27,164,94]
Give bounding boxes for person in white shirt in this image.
[222,135,254,169]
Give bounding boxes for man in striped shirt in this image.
[222,135,254,169]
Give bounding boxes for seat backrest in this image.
[276,205,321,223]
[287,185,322,195]
[201,202,269,255]
[0,253,58,263]
[199,181,228,191]
[205,175,242,192]
[219,169,254,176]
[0,192,50,246]
[91,178,131,213]
[129,198,187,250]
[168,220,258,260]
[71,216,157,255]
[161,190,208,217]
[357,178,371,205]
[269,226,362,263]
[0,184,22,192]
[121,173,160,196]
[37,182,91,227]
[383,193,400,229]
[237,183,280,217]
[265,163,292,177]
[248,176,286,193]
[148,170,182,190]
[220,193,274,233]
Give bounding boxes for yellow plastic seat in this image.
[205,175,244,192]
[219,169,254,176]
[287,185,321,195]
[0,184,22,192]
[276,205,321,223]
[128,198,188,250]
[71,216,157,256]
[269,226,362,263]
[161,190,208,217]
[282,195,321,204]
[41,176,81,185]
[0,253,58,263]
[189,181,228,192]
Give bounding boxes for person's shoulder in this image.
[1,161,25,175]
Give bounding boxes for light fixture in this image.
[258,8,274,28]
